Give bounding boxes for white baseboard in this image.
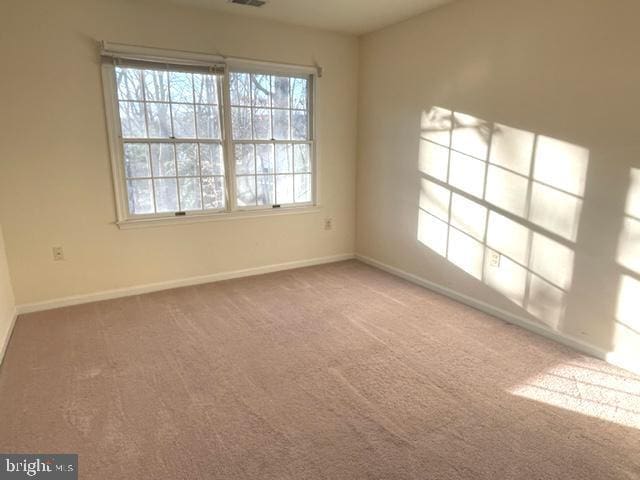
[356,254,612,363]
[12,252,636,375]
[17,253,354,314]
[0,307,18,367]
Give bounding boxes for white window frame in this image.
[101,43,319,228]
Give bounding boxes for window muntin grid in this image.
[115,66,226,215]
[229,72,313,208]
[109,64,315,219]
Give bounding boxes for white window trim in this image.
[100,42,321,229]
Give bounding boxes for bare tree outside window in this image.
[116,66,225,215]
[229,72,312,207]
[108,59,314,220]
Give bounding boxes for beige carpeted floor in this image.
[1,260,639,479]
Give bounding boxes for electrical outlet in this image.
[52,246,64,261]
[489,250,501,268]
[324,217,333,230]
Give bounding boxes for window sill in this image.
[116,205,322,230]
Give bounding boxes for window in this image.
[229,73,313,207]
[102,46,316,225]
[116,67,226,215]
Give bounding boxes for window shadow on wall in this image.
[417,107,588,331]
[612,167,640,364]
[415,107,640,429]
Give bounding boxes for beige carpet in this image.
[1,260,639,479]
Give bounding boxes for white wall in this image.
[0,0,358,306]
[357,0,640,370]
[0,225,16,362]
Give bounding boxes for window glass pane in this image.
[293,144,310,173]
[127,179,154,214]
[272,76,290,108]
[275,144,293,173]
[196,105,220,139]
[256,175,275,205]
[143,70,170,102]
[115,67,313,216]
[124,143,151,178]
[235,144,255,174]
[256,144,274,174]
[276,174,294,204]
[252,74,271,107]
[295,174,312,203]
[200,144,224,176]
[252,108,271,140]
[176,143,198,176]
[119,101,147,138]
[154,178,178,212]
[179,177,202,211]
[273,109,290,140]
[172,104,196,138]
[202,177,226,209]
[291,78,308,110]
[116,68,143,101]
[169,72,194,103]
[193,74,218,104]
[236,176,256,206]
[231,107,252,139]
[230,73,250,106]
[146,103,172,138]
[292,110,308,140]
[150,144,176,176]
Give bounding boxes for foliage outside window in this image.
[106,59,315,222]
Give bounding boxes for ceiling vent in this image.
[229,0,266,7]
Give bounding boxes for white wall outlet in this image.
[489,250,501,268]
[324,217,333,230]
[52,246,64,261]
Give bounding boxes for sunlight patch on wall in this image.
[616,275,640,334]
[421,107,452,147]
[526,275,566,329]
[483,253,527,306]
[509,360,640,429]
[449,151,486,198]
[417,209,448,256]
[617,216,640,273]
[534,136,589,197]
[450,194,486,241]
[486,212,529,265]
[529,234,574,291]
[617,168,640,273]
[451,112,490,160]
[417,107,588,330]
[489,123,534,176]
[447,228,484,280]
[485,164,529,217]
[529,182,582,242]
[611,168,640,367]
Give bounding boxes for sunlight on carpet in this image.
[509,359,640,429]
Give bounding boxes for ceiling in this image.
[158,0,455,35]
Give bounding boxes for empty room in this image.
[1,0,639,478]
